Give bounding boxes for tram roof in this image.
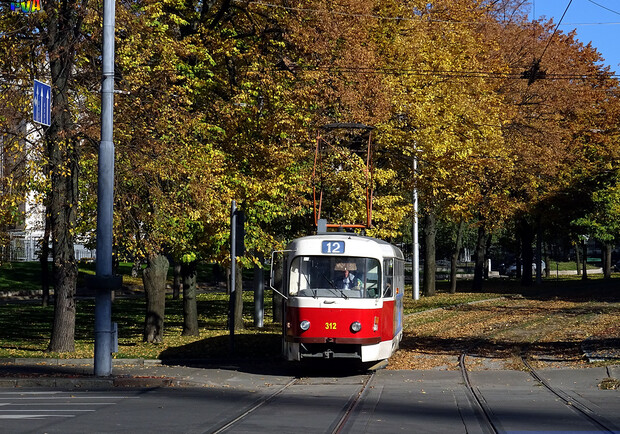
[285,233,404,260]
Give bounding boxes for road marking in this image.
[0,392,61,395]
[0,391,141,422]
[13,403,113,406]
[0,415,76,419]
[0,410,95,412]
[0,396,140,400]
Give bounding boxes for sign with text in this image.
[33,79,51,126]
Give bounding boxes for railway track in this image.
[520,355,618,433]
[210,372,375,434]
[459,352,619,433]
[458,354,502,434]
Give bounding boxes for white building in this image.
[1,122,95,262]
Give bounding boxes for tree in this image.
[41,0,93,352]
[143,253,169,343]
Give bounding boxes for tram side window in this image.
[383,258,394,297]
[289,256,313,296]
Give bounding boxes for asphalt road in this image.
[0,365,618,433]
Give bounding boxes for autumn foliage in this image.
[2,0,620,348]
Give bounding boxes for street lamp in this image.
[412,146,420,300]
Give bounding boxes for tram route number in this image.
[322,241,345,254]
[325,322,337,330]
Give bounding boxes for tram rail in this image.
[210,371,375,434]
[458,353,502,434]
[330,371,375,434]
[520,354,619,433]
[211,378,298,434]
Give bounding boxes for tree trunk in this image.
[44,0,86,353]
[519,219,534,286]
[182,260,199,336]
[604,243,612,279]
[131,260,141,278]
[543,242,550,278]
[575,240,582,275]
[422,210,436,297]
[173,261,182,300]
[472,224,488,291]
[40,211,51,307]
[582,240,588,280]
[46,143,79,352]
[535,222,543,285]
[449,221,465,294]
[515,222,522,280]
[143,253,169,343]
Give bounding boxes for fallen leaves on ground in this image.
[389,296,620,371]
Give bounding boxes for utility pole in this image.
[412,148,420,300]
[94,0,118,377]
[229,200,237,353]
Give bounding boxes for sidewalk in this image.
[1,357,618,391]
[0,357,296,389]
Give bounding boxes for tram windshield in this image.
[289,256,381,298]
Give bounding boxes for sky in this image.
[531,0,620,74]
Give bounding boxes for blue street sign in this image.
[33,79,51,126]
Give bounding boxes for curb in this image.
[0,377,175,389]
[0,358,175,389]
[0,358,162,366]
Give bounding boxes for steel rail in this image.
[520,355,618,433]
[458,354,501,434]
[211,378,298,434]
[331,372,375,434]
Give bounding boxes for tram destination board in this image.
[322,241,345,254]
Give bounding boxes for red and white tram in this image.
[273,233,405,363]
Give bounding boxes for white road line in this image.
[0,392,61,395]
[0,410,95,412]
[0,396,140,400]
[0,415,76,419]
[12,403,113,406]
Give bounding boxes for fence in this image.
[1,233,95,263]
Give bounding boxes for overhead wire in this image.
[586,0,620,16]
[539,0,573,60]
[246,0,619,80]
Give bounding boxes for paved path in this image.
[0,359,618,433]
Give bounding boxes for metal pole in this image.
[254,254,264,328]
[413,150,420,300]
[229,200,236,352]
[94,0,115,377]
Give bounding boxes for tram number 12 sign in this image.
[33,80,51,127]
[322,241,345,254]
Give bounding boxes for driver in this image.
[340,268,356,289]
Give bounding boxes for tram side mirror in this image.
[270,250,288,300]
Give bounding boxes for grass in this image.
[547,260,601,271]
[0,261,46,292]
[0,290,280,360]
[1,261,618,361]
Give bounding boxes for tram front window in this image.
[289,256,381,298]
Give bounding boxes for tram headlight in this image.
[350,321,362,333]
[300,320,311,331]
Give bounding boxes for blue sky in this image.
[531,0,620,74]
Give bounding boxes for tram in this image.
[272,232,405,362]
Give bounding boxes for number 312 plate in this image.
[322,241,345,254]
